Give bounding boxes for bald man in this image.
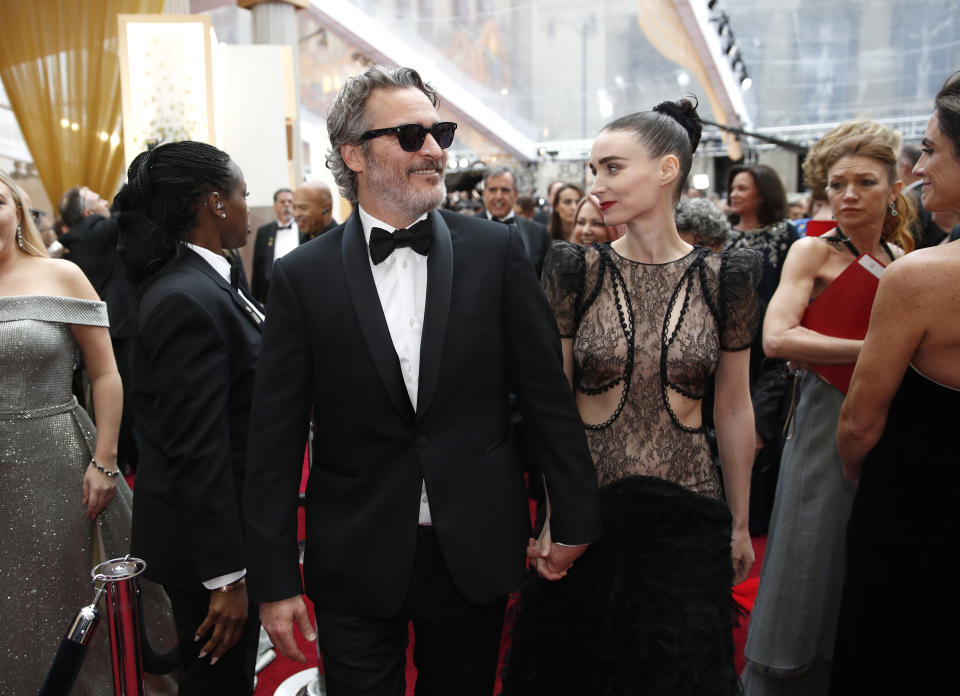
[252,184,337,303]
[293,181,336,241]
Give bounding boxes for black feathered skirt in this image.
[501,475,740,696]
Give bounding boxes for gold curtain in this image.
[0,0,164,205]
[636,0,743,161]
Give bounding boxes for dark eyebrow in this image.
[597,156,626,165]
[921,137,934,147]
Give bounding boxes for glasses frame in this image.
[360,121,458,152]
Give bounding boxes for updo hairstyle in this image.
[823,134,916,253]
[802,121,902,204]
[113,141,237,283]
[600,97,703,202]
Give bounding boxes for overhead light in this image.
[447,160,458,170]
[458,158,469,168]
[613,74,626,89]
[725,39,738,57]
[692,173,710,190]
[677,71,690,87]
[740,73,752,91]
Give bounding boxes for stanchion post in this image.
[92,556,148,696]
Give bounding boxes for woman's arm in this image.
[763,238,863,365]
[837,261,924,483]
[713,348,755,585]
[59,262,122,519]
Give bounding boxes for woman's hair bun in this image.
[653,97,702,153]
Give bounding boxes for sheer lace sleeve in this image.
[718,248,762,351]
[541,241,586,338]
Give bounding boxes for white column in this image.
[243,0,303,181]
[163,0,191,14]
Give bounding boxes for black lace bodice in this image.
[542,242,762,497]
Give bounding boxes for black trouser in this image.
[314,527,508,696]
[165,587,259,696]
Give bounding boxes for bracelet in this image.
[90,458,120,478]
[214,577,246,593]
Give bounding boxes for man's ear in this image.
[341,143,365,174]
[660,154,680,190]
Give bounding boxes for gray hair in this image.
[482,166,516,190]
[325,65,440,202]
[674,197,730,246]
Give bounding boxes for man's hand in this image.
[259,596,317,663]
[195,585,249,665]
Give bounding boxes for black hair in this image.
[600,96,702,202]
[725,163,788,226]
[113,140,238,283]
[935,71,960,159]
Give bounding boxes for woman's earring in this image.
[16,223,24,249]
[889,200,898,216]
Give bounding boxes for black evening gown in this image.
[831,365,960,694]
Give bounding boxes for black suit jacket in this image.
[244,209,600,618]
[130,249,262,591]
[475,213,551,277]
[252,219,339,302]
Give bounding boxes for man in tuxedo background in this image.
[293,180,337,241]
[251,187,297,303]
[243,65,601,696]
[478,167,551,276]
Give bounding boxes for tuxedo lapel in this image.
[182,249,263,332]
[341,212,415,421]
[415,210,453,421]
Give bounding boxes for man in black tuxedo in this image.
[244,66,601,696]
[478,167,552,277]
[251,187,297,303]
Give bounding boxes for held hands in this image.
[259,596,317,663]
[195,582,249,665]
[526,520,589,581]
[81,458,119,520]
[731,527,755,586]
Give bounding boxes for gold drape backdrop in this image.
[0,0,164,205]
[636,0,744,161]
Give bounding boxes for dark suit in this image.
[252,219,338,303]
[130,248,262,693]
[476,212,551,277]
[244,209,600,693]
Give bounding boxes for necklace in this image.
[827,227,895,263]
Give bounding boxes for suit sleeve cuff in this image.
[202,569,246,590]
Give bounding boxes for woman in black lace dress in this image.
[502,99,761,695]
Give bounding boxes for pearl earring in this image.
[16,223,24,250]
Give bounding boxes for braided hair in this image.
[113,141,237,283]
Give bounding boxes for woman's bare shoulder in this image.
[29,257,100,301]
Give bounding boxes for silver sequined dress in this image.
[0,295,135,695]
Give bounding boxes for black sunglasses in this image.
[360,121,457,152]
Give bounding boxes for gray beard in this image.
[365,153,446,222]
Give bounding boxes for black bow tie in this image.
[277,223,293,230]
[492,216,513,224]
[369,219,433,264]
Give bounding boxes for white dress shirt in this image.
[358,206,434,525]
[273,219,300,260]
[185,242,252,589]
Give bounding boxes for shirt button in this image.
[402,261,408,269]
[409,318,415,327]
